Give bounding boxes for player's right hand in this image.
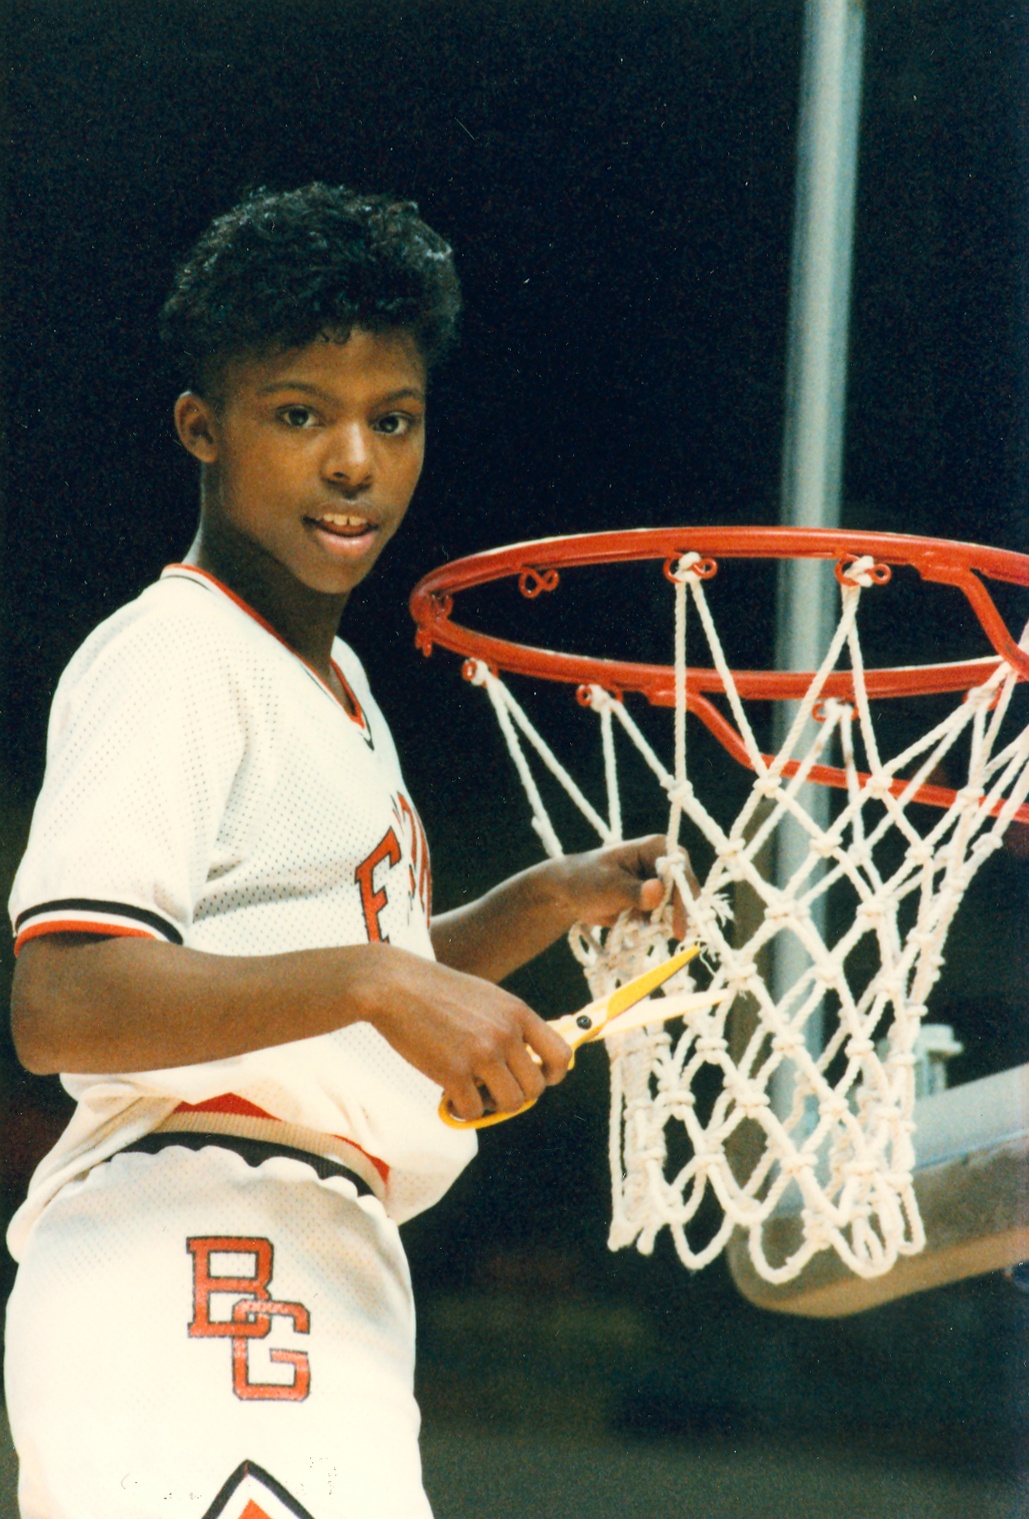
[364,949,571,1123]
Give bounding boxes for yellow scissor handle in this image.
[439,945,700,1130]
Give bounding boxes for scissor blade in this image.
[605,945,700,1020]
[549,945,704,1051]
[594,984,730,1039]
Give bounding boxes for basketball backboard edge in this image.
[727,1063,1029,1317]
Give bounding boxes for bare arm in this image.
[11,837,687,1122]
[431,835,691,984]
[11,935,571,1124]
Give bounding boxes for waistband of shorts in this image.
[132,1108,389,1204]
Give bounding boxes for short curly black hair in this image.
[160,183,462,395]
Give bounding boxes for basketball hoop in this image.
[411,528,1029,1284]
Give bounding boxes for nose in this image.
[323,421,373,490]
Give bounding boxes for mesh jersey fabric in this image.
[8,564,476,1255]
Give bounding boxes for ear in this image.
[173,391,220,464]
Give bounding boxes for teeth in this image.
[317,512,370,528]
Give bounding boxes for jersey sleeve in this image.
[10,600,248,954]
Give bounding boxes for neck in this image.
[184,518,348,679]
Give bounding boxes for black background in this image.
[1,0,1028,1487]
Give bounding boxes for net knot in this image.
[716,835,751,879]
[876,976,906,1003]
[846,1036,877,1060]
[856,896,888,924]
[940,873,972,903]
[863,771,894,801]
[754,771,782,799]
[726,962,758,992]
[843,1156,880,1180]
[666,778,695,809]
[822,1092,852,1122]
[577,682,622,711]
[765,895,797,924]
[727,1079,770,1117]
[690,1148,716,1177]
[696,1033,728,1057]
[811,833,839,860]
[657,847,690,880]
[771,1028,806,1059]
[836,554,891,588]
[799,1211,835,1251]
[462,658,491,687]
[663,550,717,584]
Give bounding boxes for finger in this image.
[445,1077,487,1123]
[506,1040,549,1103]
[475,1060,532,1114]
[634,877,691,945]
[671,889,689,941]
[523,1017,572,1085]
[678,853,700,898]
[635,835,698,916]
[633,834,668,873]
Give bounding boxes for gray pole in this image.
[773,0,866,1095]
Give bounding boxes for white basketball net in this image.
[463,551,1029,1283]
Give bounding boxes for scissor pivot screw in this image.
[576,1014,593,1030]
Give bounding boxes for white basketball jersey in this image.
[8,564,476,1255]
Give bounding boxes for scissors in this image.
[440,944,710,1129]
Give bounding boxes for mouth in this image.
[304,510,380,557]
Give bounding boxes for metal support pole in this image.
[773,0,865,1109]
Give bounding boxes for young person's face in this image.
[175,329,427,599]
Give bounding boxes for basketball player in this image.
[4,184,681,1518]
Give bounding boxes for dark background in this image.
[1,0,1028,1508]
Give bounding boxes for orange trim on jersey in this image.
[175,1094,277,1120]
[13,920,156,955]
[164,563,370,734]
[329,1134,390,1186]
[174,1093,391,1184]
[332,660,368,731]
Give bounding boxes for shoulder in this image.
[47,573,269,759]
[57,570,266,696]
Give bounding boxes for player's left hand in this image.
[547,834,694,941]
[430,834,697,988]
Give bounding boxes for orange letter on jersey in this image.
[355,828,401,942]
[231,1298,311,1401]
[188,1237,273,1338]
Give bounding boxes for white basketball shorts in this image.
[4,1136,434,1519]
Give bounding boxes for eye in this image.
[373,411,421,437]
[279,405,318,429]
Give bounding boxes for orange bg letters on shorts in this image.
[187,1237,311,1401]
